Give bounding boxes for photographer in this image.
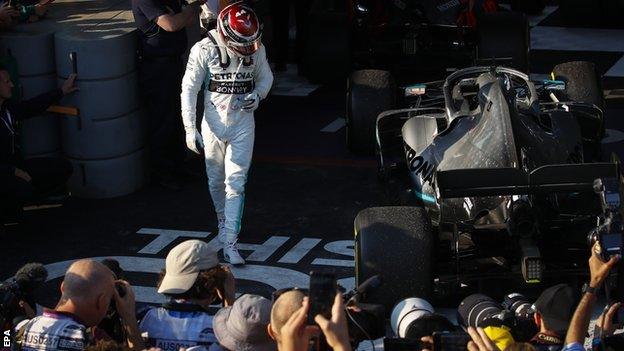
[273,292,351,351]
[529,284,578,350]
[139,240,235,349]
[562,242,619,351]
[213,294,275,351]
[0,262,46,330]
[14,259,143,351]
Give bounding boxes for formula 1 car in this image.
[346,0,530,154]
[353,62,617,311]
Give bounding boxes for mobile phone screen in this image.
[432,332,471,351]
[308,271,336,325]
[602,233,623,258]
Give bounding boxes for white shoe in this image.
[224,241,245,265]
[217,219,226,243]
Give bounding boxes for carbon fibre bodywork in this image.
[375,66,616,286]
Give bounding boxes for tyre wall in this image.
[0,28,60,158]
[55,11,147,199]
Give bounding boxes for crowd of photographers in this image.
[1,239,623,351]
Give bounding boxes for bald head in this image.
[270,290,305,339]
[62,259,115,301]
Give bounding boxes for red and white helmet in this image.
[217,2,262,56]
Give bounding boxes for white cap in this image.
[157,240,219,294]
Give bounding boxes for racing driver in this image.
[181,1,273,265]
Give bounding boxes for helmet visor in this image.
[226,35,261,56]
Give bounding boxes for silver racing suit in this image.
[181,29,273,242]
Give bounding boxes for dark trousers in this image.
[269,0,311,67]
[138,56,186,176]
[0,157,73,220]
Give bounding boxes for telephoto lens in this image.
[503,293,534,319]
[390,297,456,339]
[457,294,503,328]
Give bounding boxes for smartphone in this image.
[308,271,337,325]
[432,331,471,351]
[600,233,623,260]
[383,337,426,351]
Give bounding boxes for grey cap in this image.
[213,294,276,351]
[158,240,219,294]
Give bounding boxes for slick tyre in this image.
[552,61,605,160]
[477,11,530,73]
[552,61,604,111]
[346,70,396,155]
[355,206,434,313]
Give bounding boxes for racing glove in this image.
[185,129,204,154]
[241,92,260,112]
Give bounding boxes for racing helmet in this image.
[217,1,261,56]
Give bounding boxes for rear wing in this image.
[437,163,619,198]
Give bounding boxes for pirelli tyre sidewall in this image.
[354,206,434,314]
[346,70,396,155]
[552,61,605,112]
[552,61,605,161]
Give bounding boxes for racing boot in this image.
[217,218,226,243]
[223,234,245,265]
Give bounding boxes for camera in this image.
[99,259,127,343]
[384,297,456,351]
[390,297,455,339]
[502,293,534,319]
[0,263,47,329]
[458,293,537,342]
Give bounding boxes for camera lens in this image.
[502,293,533,319]
[457,294,502,328]
[390,297,434,338]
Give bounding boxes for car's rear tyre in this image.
[346,70,396,155]
[477,11,530,73]
[552,61,605,160]
[552,61,604,111]
[355,206,434,313]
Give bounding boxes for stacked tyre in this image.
[55,21,147,199]
[0,27,60,158]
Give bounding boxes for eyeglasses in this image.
[271,287,308,303]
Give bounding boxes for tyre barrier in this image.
[55,14,147,198]
[67,147,148,199]
[62,109,146,160]
[0,26,60,159]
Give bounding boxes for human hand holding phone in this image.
[307,271,337,325]
[314,292,351,351]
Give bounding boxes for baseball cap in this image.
[533,284,578,335]
[213,294,275,351]
[157,240,219,294]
